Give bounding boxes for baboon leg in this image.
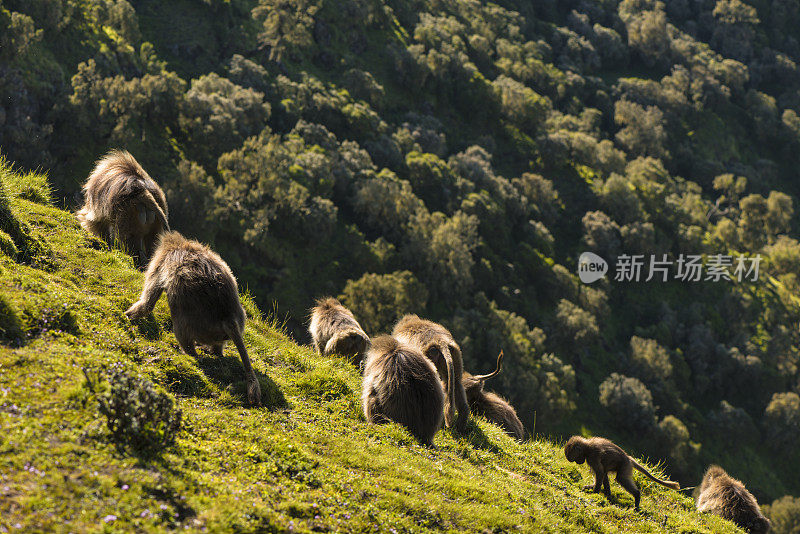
[617,472,641,509]
[175,330,197,357]
[587,460,604,492]
[593,470,605,492]
[454,382,470,432]
[603,474,611,496]
[452,351,470,432]
[213,343,225,358]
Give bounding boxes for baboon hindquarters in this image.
[362,340,444,446]
[167,266,244,352]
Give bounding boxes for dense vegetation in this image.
[2,0,800,524]
[0,161,744,532]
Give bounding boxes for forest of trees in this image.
[2,0,800,524]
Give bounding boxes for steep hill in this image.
[0,161,744,532]
[3,0,800,521]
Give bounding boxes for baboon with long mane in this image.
[361,336,445,446]
[308,297,370,365]
[392,315,470,432]
[462,351,524,440]
[125,232,261,406]
[77,150,169,265]
[564,436,679,509]
[696,465,771,534]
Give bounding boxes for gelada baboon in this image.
[125,232,261,406]
[308,297,370,364]
[77,150,169,265]
[392,315,470,432]
[361,336,445,446]
[564,436,679,509]
[696,465,771,534]
[462,351,524,440]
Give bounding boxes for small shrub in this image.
[97,363,182,454]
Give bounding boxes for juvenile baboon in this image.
[696,465,771,534]
[462,351,524,440]
[125,232,261,406]
[564,436,680,509]
[361,335,445,446]
[392,315,470,432]
[308,297,370,364]
[77,150,169,265]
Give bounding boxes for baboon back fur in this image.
[696,466,771,534]
[462,374,524,440]
[308,297,369,364]
[125,232,260,405]
[392,314,470,432]
[77,150,169,265]
[362,336,445,446]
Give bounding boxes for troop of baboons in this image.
[77,150,774,531]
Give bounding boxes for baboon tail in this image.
[224,322,251,371]
[224,321,261,406]
[444,346,456,428]
[630,458,680,490]
[472,350,504,382]
[141,190,170,231]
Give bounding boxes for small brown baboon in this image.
[361,335,445,446]
[125,232,261,406]
[462,351,524,440]
[696,465,771,534]
[308,297,370,364]
[392,315,470,432]
[77,150,169,265]
[564,436,680,509]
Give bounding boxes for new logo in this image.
[578,252,608,284]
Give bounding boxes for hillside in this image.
[0,162,746,532]
[3,0,800,525]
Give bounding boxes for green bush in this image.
[599,373,656,432]
[764,392,800,451]
[97,363,182,454]
[763,495,800,534]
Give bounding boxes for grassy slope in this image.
[0,165,742,533]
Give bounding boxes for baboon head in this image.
[701,465,727,490]
[747,516,772,534]
[327,330,369,360]
[564,436,587,464]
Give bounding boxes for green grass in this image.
[0,163,745,532]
